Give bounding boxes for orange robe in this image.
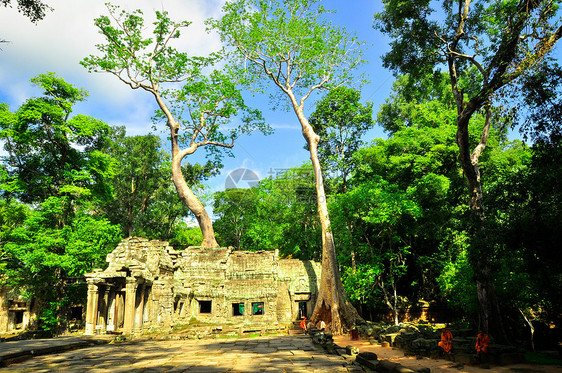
[475,332,489,353]
[438,330,453,353]
[300,319,307,330]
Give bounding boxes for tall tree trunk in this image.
[154,92,219,248]
[290,98,363,334]
[444,0,562,343]
[169,120,219,248]
[455,104,508,343]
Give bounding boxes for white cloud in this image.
[0,0,226,133]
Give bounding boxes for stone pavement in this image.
[0,336,111,368]
[0,334,365,372]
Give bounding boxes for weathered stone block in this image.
[382,333,400,345]
[357,351,377,361]
[376,359,399,373]
[453,353,476,366]
[355,354,378,370]
[346,345,359,355]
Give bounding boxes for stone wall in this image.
[84,237,321,336]
[0,287,37,334]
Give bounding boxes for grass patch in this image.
[218,334,238,339]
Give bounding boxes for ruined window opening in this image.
[252,302,264,315]
[232,303,245,316]
[15,311,24,325]
[199,300,212,314]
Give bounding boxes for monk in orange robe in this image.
[438,329,453,353]
[300,317,308,334]
[475,330,489,354]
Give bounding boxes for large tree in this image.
[101,128,218,241]
[211,0,365,333]
[375,0,562,341]
[0,73,121,333]
[82,5,266,248]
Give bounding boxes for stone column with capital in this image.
[106,289,116,332]
[123,278,138,334]
[98,286,111,334]
[134,284,146,333]
[152,281,163,326]
[85,280,99,335]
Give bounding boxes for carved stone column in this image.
[152,281,163,325]
[106,289,116,332]
[99,286,111,334]
[161,284,174,328]
[85,280,99,335]
[123,278,138,334]
[134,284,146,333]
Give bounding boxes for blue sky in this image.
[0,0,393,203]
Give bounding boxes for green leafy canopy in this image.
[209,0,366,104]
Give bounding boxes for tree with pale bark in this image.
[82,4,267,248]
[375,0,562,342]
[210,0,365,334]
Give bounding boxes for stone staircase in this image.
[288,321,305,336]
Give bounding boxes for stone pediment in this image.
[96,237,176,281]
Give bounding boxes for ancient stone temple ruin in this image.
[84,237,321,335]
[0,287,37,333]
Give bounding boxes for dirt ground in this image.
[333,336,562,373]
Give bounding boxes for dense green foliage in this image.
[214,164,321,259]
[0,74,122,333]
[308,86,374,192]
[99,127,215,246]
[212,73,561,338]
[374,0,562,340]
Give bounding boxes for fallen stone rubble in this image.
[309,322,531,371]
[308,324,430,372]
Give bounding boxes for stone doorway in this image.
[14,310,24,329]
[298,301,307,319]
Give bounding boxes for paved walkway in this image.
[0,334,365,372]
